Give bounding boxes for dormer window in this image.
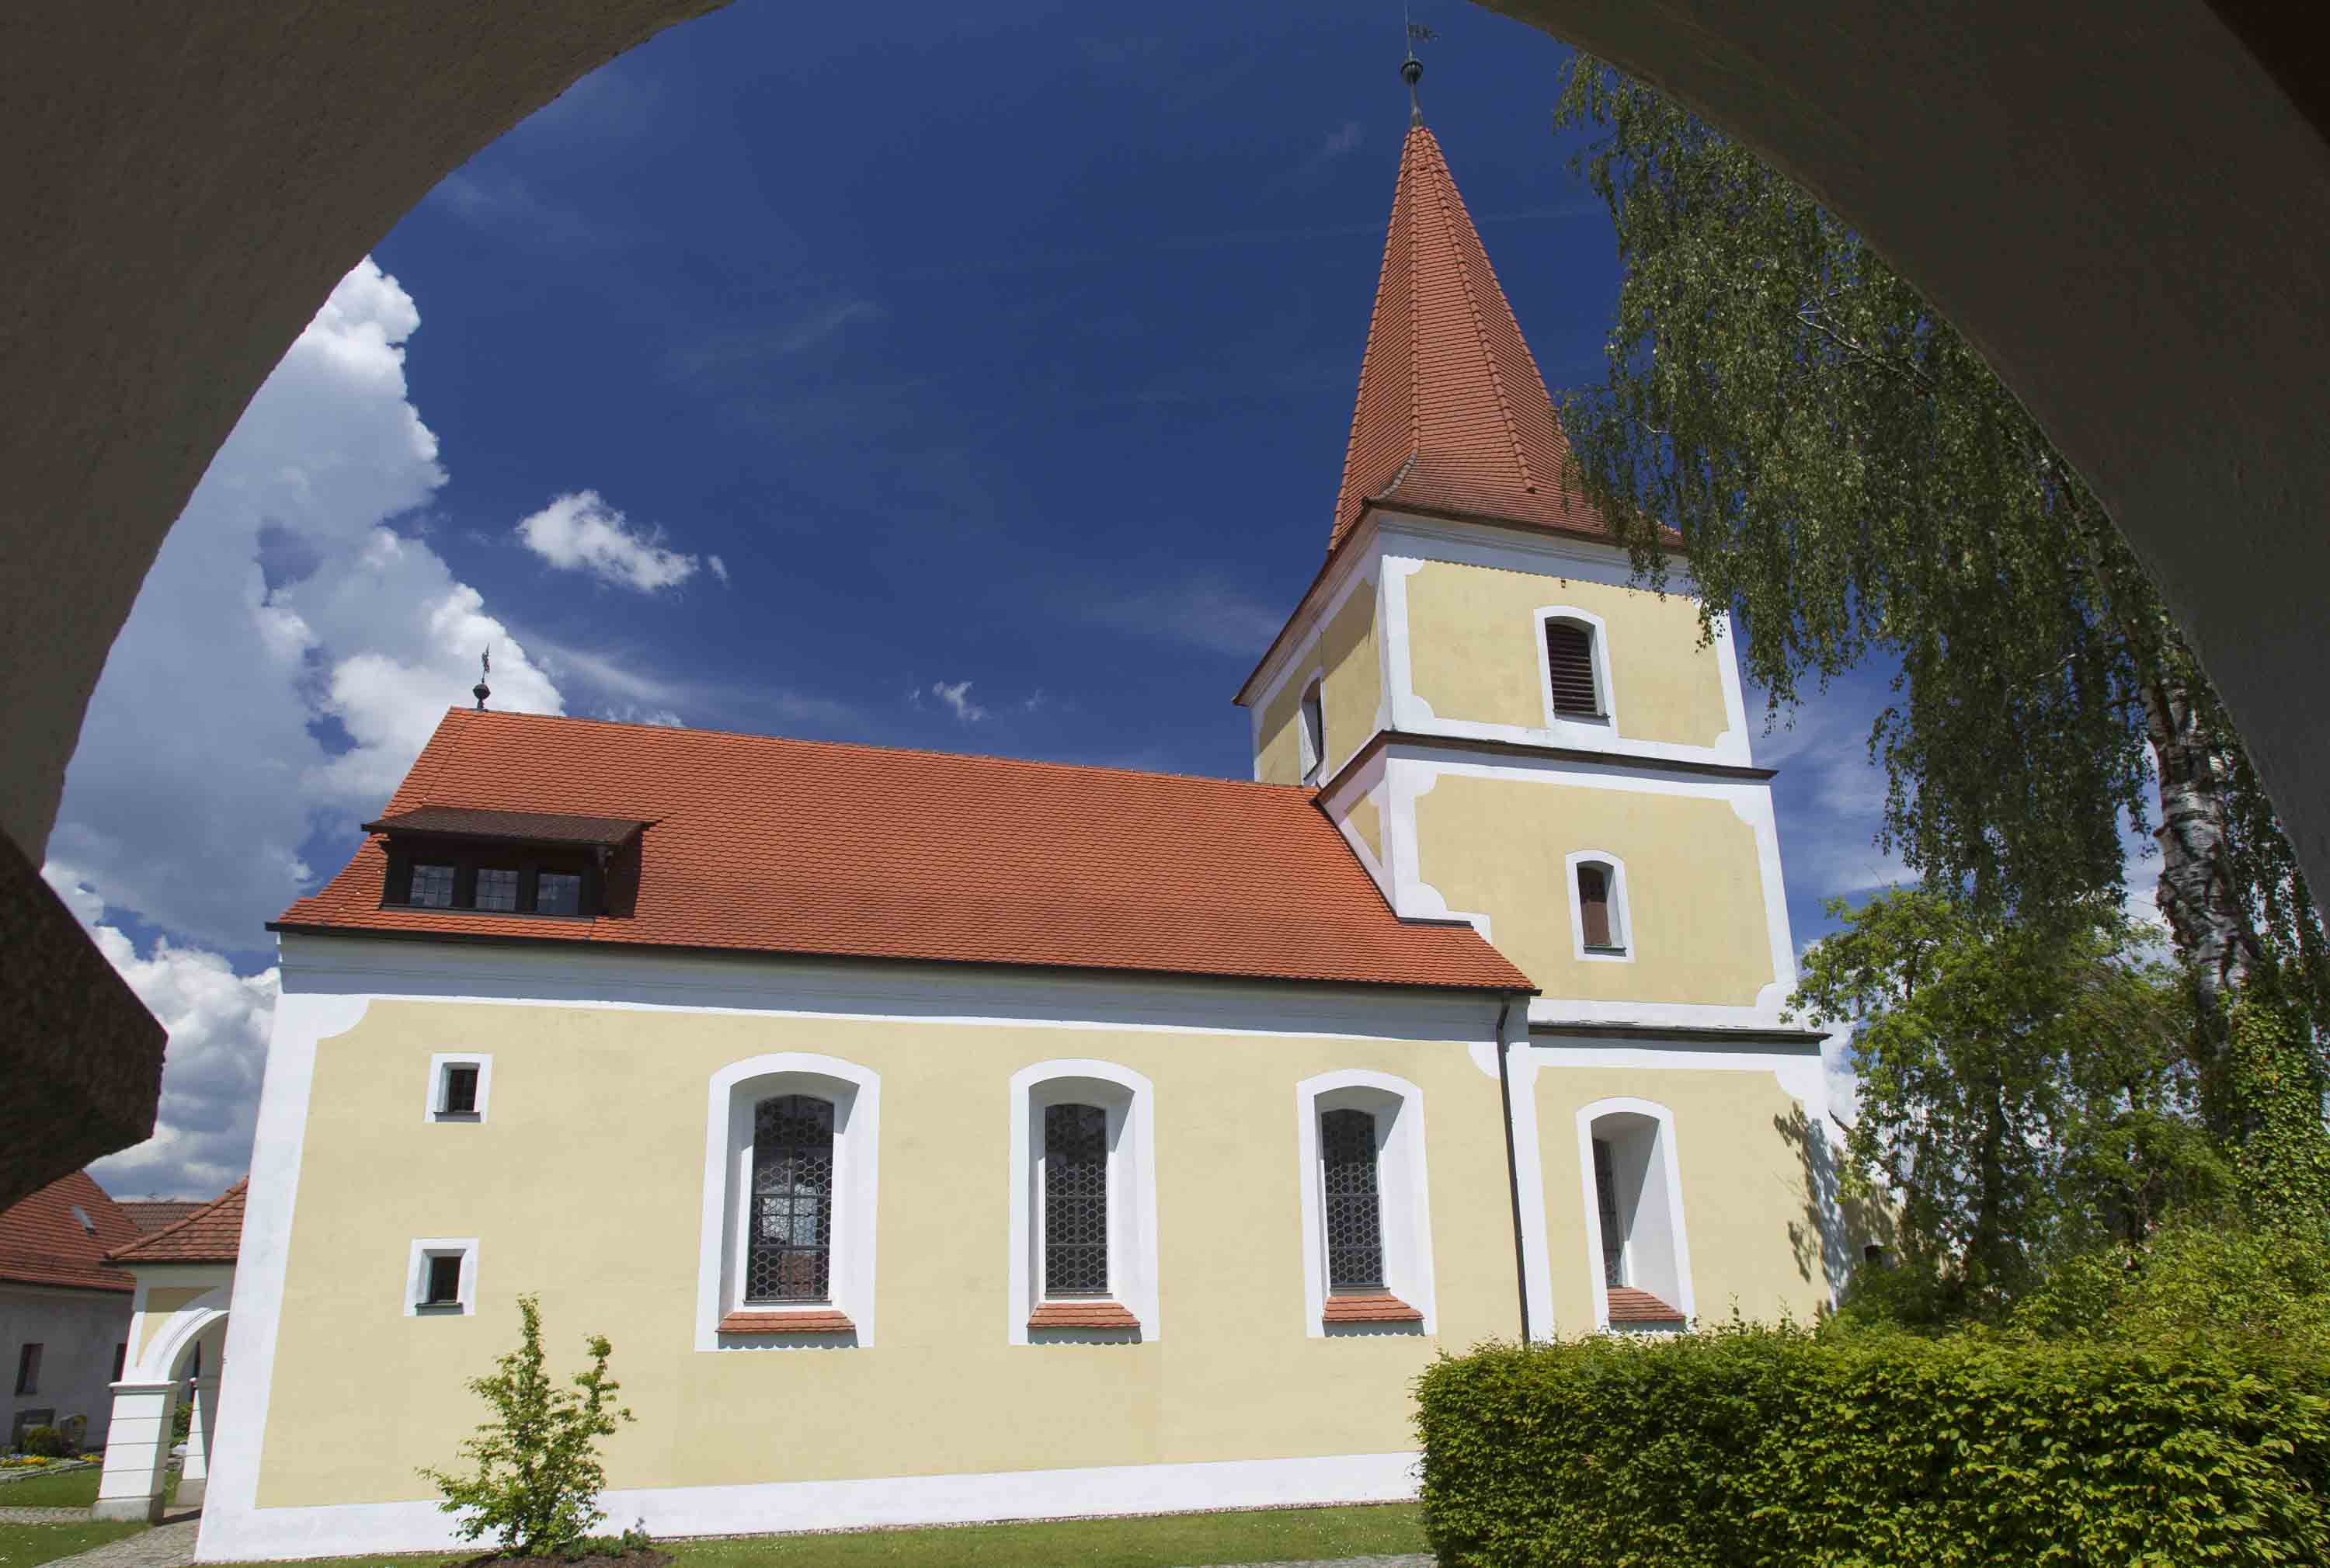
[367,806,648,920]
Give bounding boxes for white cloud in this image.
[516,490,700,593]
[45,865,276,1201]
[1319,120,1364,159]
[1098,577,1285,659]
[708,554,730,585]
[932,680,987,724]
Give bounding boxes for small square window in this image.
[536,872,583,917]
[424,1254,463,1306]
[475,867,520,912]
[442,1066,479,1115]
[409,864,456,908]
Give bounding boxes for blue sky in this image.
[47,0,1913,1197]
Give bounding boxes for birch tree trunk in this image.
[2141,669,2259,1033]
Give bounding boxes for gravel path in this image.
[0,1505,89,1523]
[31,1512,203,1568]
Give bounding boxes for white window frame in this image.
[423,1052,492,1123]
[1565,850,1634,962]
[1294,1069,1437,1337]
[1007,1060,1160,1344]
[1534,606,1618,732]
[694,1053,882,1350]
[405,1238,478,1316]
[1574,1097,1694,1332]
[1297,673,1327,785]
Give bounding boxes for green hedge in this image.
[1415,1326,2330,1567]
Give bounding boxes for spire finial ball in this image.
[1400,55,1423,89]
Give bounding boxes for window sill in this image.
[429,1111,482,1124]
[718,1309,854,1335]
[1582,944,1630,958]
[1028,1300,1140,1331]
[1322,1292,1424,1326]
[1605,1286,1685,1326]
[413,1302,468,1316]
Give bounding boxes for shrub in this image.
[419,1295,635,1559]
[1416,1326,2330,1567]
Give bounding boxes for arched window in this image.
[1579,1100,1692,1332]
[694,1054,881,1349]
[1295,1071,1433,1334]
[1320,1107,1385,1292]
[1298,678,1327,785]
[1543,618,1604,718]
[1042,1103,1109,1297]
[1567,851,1632,960]
[747,1094,835,1303]
[1009,1062,1160,1343]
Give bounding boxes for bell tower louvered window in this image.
[1042,1103,1109,1297]
[1320,1108,1386,1292]
[1545,621,1602,717]
[747,1094,835,1303]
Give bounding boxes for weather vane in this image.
[1403,4,1437,124]
[473,648,492,712]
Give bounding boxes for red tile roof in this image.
[108,1182,244,1265]
[120,1201,205,1235]
[1332,124,1622,551]
[718,1310,854,1335]
[276,710,1534,995]
[1321,1291,1424,1325]
[1607,1285,1686,1325]
[363,805,647,847]
[0,1171,138,1293]
[1028,1301,1141,1330]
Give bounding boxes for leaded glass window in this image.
[1593,1137,1625,1287]
[537,872,582,916]
[475,867,520,912]
[747,1094,835,1302]
[1320,1107,1386,1292]
[409,863,455,908]
[1042,1102,1108,1297]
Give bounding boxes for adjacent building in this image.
[1,1170,138,1451]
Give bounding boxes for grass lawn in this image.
[0,1520,147,1568]
[210,1502,1428,1568]
[0,1469,178,1511]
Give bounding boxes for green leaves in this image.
[1416,1329,2330,1566]
[416,1295,637,1559]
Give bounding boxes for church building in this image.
[116,99,1841,1562]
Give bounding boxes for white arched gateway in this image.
[92,1183,243,1523]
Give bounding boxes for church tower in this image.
[1235,108,1806,1048]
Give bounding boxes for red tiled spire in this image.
[1331,123,1615,550]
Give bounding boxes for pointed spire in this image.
[472,648,492,711]
[1329,117,1614,551]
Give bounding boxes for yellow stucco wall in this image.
[1411,774,1774,1005]
[137,1287,209,1359]
[1404,561,1733,749]
[1534,1063,1833,1332]
[256,1002,1521,1508]
[1252,578,1379,787]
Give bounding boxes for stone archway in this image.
[4,1,2326,1201]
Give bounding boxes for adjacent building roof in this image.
[277,708,1533,995]
[108,1181,245,1266]
[120,1200,204,1236]
[0,1170,138,1293]
[1331,123,1621,551]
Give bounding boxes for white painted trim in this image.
[274,932,1504,1047]
[1574,1097,1695,1332]
[1316,748,1393,906]
[198,990,368,1563]
[191,1449,1422,1563]
[1563,849,1634,964]
[403,1238,478,1316]
[1292,1070,1438,1337]
[423,1052,492,1123]
[1006,1060,1161,1344]
[1240,520,1385,724]
[1532,605,1619,735]
[694,1054,882,1350]
[127,1285,231,1381]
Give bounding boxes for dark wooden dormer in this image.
[367,806,649,920]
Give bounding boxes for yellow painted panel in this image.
[1254,679,1302,787]
[1412,774,1773,1006]
[1318,582,1380,778]
[256,1003,1522,1507]
[136,1287,208,1359]
[1534,1063,1834,1333]
[1406,561,1732,749]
